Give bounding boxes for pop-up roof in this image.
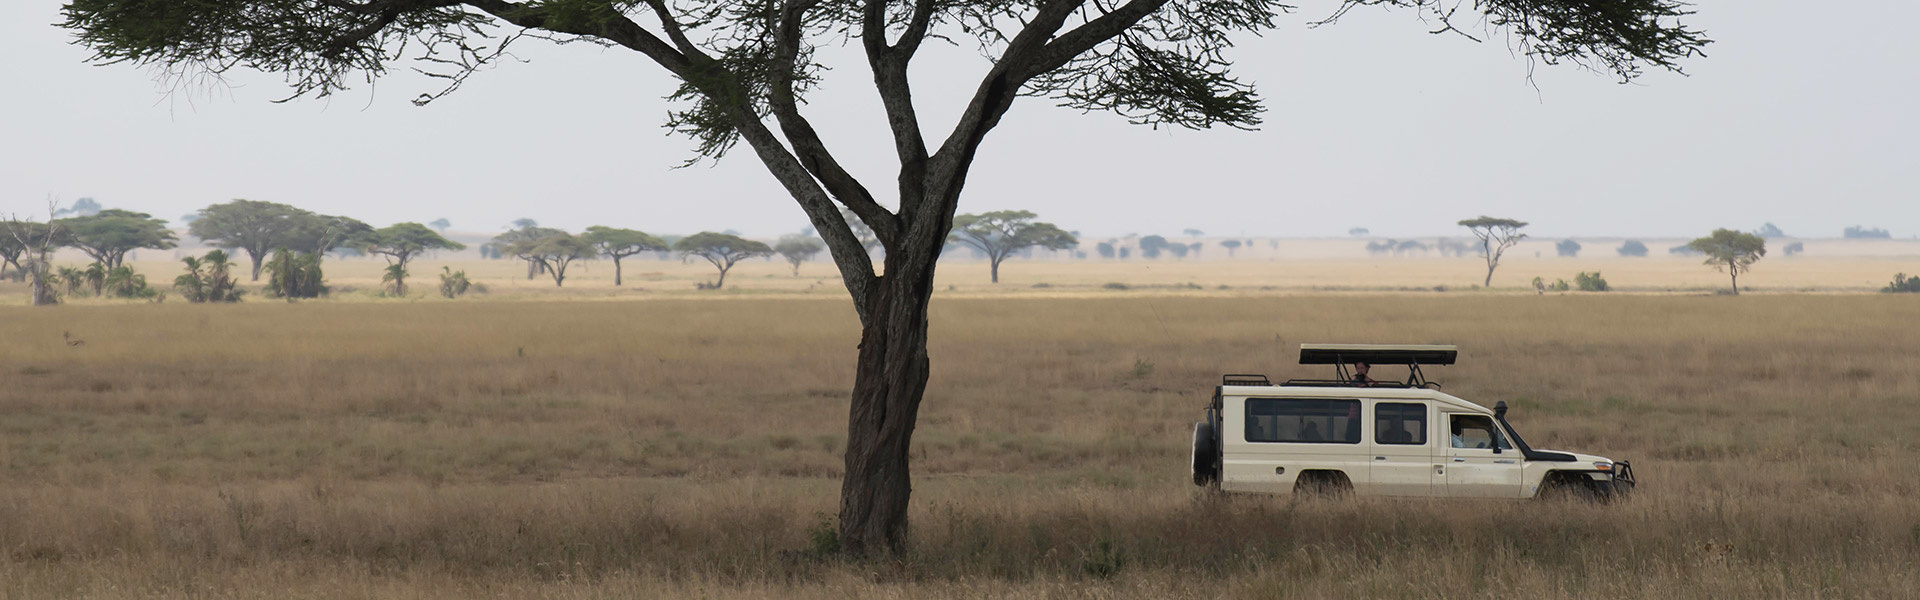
[1298,344,1459,366]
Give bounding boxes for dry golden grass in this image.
[3,294,1919,598]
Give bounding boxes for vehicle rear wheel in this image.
[1190,421,1218,487]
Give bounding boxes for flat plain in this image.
[3,257,1920,598]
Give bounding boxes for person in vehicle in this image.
[1351,362,1374,386]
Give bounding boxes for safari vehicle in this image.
[1189,344,1634,500]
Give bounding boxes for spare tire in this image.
[1190,420,1218,486]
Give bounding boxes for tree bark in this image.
[1484,267,1494,288]
[990,257,1001,283]
[613,257,624,286]
[839,253,938,557]
[249,250,265,281]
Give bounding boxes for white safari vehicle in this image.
[1189,344,1634,500]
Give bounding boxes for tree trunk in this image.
[715,265,729,289]
[249,251,264,282]
[1484,266,1494,288]
[614,257,624,286]
[26,257,57,306]
[989,258,1000,284]
[1730,267,1739,295]
[838,265,936,557]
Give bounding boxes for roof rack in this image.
[1299,344,1458,366]
[1221,374,1271,387]
[1297,343,1457,389]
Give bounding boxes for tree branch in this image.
[770,0,901,249]
[863,0,931,217]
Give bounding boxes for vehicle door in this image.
[1368,400,1438,496]
[1441,413,1522,497]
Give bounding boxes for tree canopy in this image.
[359,222,465,267]
[59,0,1711,557]
[1688,228,1765,295]
[675,232,772,289]
[948,211,1076,283]
[584,226,669,286]
[59,209,177,269]
[508,230,595,287]
[190,199,327,280]
[1459,216,1528,287]
[775,235,826,276]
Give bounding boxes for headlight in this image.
[1593,462,1613,471]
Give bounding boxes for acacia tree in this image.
[356,222,465,296]
[189,200,318,280]
[949,211,1076,283]
[676,232,773,288]
[1688,228,1765,295]
[584,226,669,286]
[491,221,562,279]
[1220,239,1241,257]
[509,230,595,287]
[60,0,1708,556]
[1459,216,1528,287]
[775,234,826,276]
[59,209,177,269]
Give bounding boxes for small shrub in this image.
[1030,282,1052,288]
[1080,539,1127,579]
[264,249,327,299]
[1131,358,1155,378]
[805,513,839,558]
[1575,271,1610,292]
[438,267,472,298]
[1102,282,1130,290]
[1618,240,1648,257]
[1883,273,1920,293]
[175,251,243,303]
[104,266,159,299]
[1549,279,1571,292]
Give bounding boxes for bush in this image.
[1617,240,1648,257]
[1102,282,1130,290]
[1883,273,1920,293]
[1783,241,1804,257]
[1549,279,1571,292]
[264,249,327,299]
[1556,239,1581,257]
[438,267,472,298]
[175,250,243,303]
[1844,226,1892,239]
[1575,271,1610,292]
[104,266,159,299]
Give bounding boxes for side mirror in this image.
[1494,401,1509,417]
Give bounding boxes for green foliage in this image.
[357,223,465,270]
[104,265,159,299]
[1549,279,1572,292]
[774,235,826,276]
[675,232,773,289]
[381,264,409,297]
[806,513,840,558]
[190,200,365,279]
[1883,274,1920,294]
[263,249,327,299]
[57,209,176,269]
[1688,229,1766,294]
[582,226,667,286]
[949,211,1077,283]
[506,231,594,287]
[1575,271,1610,292]
[439,267,472,298]
[174,250,243,303]
[1138,236,1170,259]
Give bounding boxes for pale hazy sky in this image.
[2,1,1915,239]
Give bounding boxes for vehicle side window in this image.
[1246,399,1361,444]
[1447,414,1511,450]
[1375,402,1426,445]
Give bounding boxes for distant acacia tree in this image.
[508,231,595,287]
[584,226,669,286]
[948,211,1076,283]
[1183,228,1205,238]
[59,209,177,269]
[1348,228,1371,237]
[190,199,320,281]
[429,218,452,232]
[491,222,563,279]
[53,198,102,218]
[356,223,465,296]
[1220,239,1242,257]
[675,232,772,289]
[1556,239,1581,258]
[1753,222,1785,238]
[1139,235,1171,259]
[1459,216,1529,287]
[1095,241,1116,259]
[1618,240,1649,257]
[775,235,826,276]
[1687,229,1766,295]
[1782,241,1804,257]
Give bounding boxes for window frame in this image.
[1374,401,1429,446]
[1243,397,1363,445]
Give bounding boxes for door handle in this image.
[1494,460,1516,464]
[1451,458,1466,463]
[1374,456,1387,461]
